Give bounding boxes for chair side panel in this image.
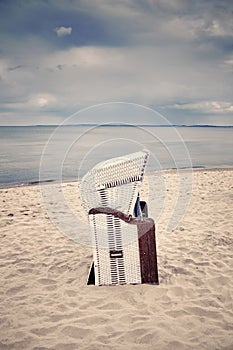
[138,220,159,284]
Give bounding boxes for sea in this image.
[0,125,232,187]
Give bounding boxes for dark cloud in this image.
[56,64,65,70]
[7,65,24,71]
[1,0,232,50]
[0,0,232,125]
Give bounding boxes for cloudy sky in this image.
[0,0,232,125]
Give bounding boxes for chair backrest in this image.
[80,149,149,216]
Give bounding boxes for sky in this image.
[0,0,232,126]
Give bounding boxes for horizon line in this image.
[1,123,233,128]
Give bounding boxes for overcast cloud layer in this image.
[0,0,232,125]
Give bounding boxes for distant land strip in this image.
[1,124,233,128]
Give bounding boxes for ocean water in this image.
[0,125,232,186]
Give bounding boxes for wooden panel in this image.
[138,219,159,284]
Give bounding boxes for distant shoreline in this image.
[1,166,232,189]
[1,124,233,128]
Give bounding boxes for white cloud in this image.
[0,93,58,111]
[224,57,233,71]
[171,101,233,114]
[205,19,233,38]
[1,44,232,119]
[54,26,72,37]
[31,94,57,108]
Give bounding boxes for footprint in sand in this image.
[61,325,92,339]
[37,278,57,285]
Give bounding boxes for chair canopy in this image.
[80,149,149,216]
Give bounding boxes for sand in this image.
[0,169,233,350]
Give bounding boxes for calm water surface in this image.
[0,125,232,186]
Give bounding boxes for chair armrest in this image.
[88,207,154,227]
[89,207,131,223]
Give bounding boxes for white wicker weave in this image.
[80,150,150,285]
[81,150,149,215]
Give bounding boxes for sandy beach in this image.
[0,169,232,350]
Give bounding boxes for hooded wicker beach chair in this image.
[80,150,159,286]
